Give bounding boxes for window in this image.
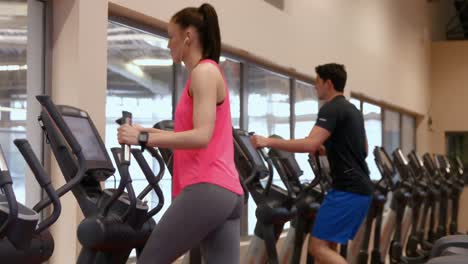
[246,65,290,234]
[175,64,188,104]
[401,114,416,155]
[247,65,290,138]
[106,21,173,222]
[446,132,468,171]
[353,96,418,179]
[383,109,401,155]
[350,98,361,111]
[176,57,240,127]
[0,0,46,204]
[220,58,241,128]
[363,102,382,180]
[294,81,318,182]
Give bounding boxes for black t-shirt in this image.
[315,95,373,195]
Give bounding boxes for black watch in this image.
[138,131,149,151]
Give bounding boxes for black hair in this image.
[315,63,347,92]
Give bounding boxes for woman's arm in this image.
[118,63,221,149]
[140,127,172,134]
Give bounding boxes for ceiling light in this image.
[0,106,26,113]
[0,64,27,71]
[125,63,144,77]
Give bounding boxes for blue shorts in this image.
[311,189,371,244]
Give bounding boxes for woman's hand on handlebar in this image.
[118,124,139,145]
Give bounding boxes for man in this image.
[251,63,373,264]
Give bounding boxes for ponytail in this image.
[198,4,221,63]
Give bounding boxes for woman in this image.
[117,3,244,264]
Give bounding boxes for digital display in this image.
[63,115,107,161]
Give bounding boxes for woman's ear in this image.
[184,30,192,46]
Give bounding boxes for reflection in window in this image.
[294,81,318,183]
[247,65,290,234]
[106,21,173,222]
[0,0,28,203]
[401,114,416,155]
[383,109,401,155]
[363,102,382,180]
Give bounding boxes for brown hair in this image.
[172,3,221,63]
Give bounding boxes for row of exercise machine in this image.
[0,95,467,263]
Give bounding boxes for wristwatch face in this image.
[139,132,149,143]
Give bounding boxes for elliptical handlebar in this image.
[407,150,430,188]
[392,148,415,185]
[265,134,304,198]
[314,153,327,194]
[373,146,395,190]
[102,111,137,220]
[32,95,88,212]
[118,111,132,165]
[106,148,137,222]
[248,132,275,196]
[114,112,134,165]
[131,148,165,220]
[268,154,297,199]
[258,147,275,196]
[36,95,82,156]
[107,148,137,221]
[134,147,165,200]
[14,139,62,234]
[33,166,86,212]
[455,156,464,175]
[0,145,18,238]
[307,152,333,195]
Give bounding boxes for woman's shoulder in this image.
[192,60,222,79]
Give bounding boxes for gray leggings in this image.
[137,183,243,264]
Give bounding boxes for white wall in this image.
[430,41,468,232]
[49,0,108,262]
[430,41,468,154]
[430,0,458,41]
[111,0,431,115]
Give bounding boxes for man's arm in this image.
[251,126,331,153]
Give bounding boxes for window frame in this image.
[351,94,418,155]
[0,0,49,207]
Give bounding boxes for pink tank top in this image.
[172,59,244,198]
